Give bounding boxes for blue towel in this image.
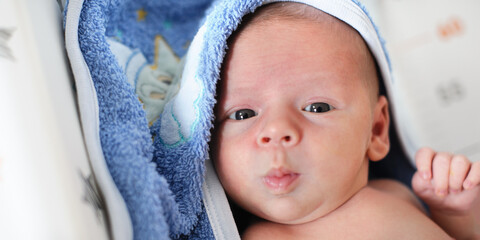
[67,0,415,239]
[70,0,216,238]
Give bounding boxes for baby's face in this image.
[213,17,379,224]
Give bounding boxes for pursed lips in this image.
[263,167,300,194]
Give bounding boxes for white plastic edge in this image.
[203,159,241,240]
[64,1,133,239]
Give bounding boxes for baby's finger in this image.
[448,155,470,193]
[464,162,480,190]
[415,147,435,180]
[432,152,452,197]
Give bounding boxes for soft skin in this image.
[212,15,390,225]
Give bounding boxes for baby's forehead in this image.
[236,3,368,54]
[225,2,379,99]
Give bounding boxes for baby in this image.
[210,2,480,239]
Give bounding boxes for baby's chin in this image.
[252,199,330,225]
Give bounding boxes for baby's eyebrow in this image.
[222,87,256,101]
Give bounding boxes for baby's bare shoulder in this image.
[368,179,425,211]
[352,182,452,239]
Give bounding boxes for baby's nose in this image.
[257,119,300,148]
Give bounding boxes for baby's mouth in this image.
[263,168,300,194]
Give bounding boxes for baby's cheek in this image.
[216,143,248,185]
[217,120,254,138]
[218,162,251,206]
[340,118,372,148]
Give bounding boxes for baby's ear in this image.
[367,96,390,162]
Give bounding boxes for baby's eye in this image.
[303,102,334,113]
[228,109,257,120]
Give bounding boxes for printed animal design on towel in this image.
[136,8,148,22]
[137,35,183,125]
[157,28,205,147]
[108,35,183,125]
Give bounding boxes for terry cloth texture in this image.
[67,0,415,239]
[68,0,217,239]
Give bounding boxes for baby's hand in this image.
[412,147,480,214]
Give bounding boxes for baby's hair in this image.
[246,2,336,25]
[231,2,334,41]
[230,2,381,103]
